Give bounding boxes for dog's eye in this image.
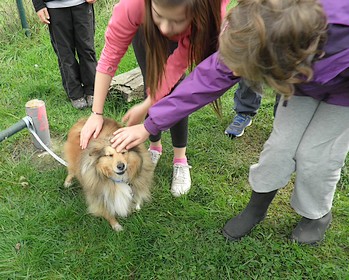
[121,150,128,155]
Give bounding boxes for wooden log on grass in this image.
[109,67,144,102]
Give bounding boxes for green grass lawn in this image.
[0,1,348,279]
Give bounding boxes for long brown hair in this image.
[144,0,222,100]
[219,0,327,97]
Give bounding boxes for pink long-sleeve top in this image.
[96,0,230,103]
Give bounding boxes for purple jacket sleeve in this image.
[144,52,239,135]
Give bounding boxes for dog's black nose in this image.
[117,162,126,171]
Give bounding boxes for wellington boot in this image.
[291,211,332,245]
[222,190,277,241]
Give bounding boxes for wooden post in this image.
[25,99,51,150]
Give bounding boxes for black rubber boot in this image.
[291,211,332,245]
[222,190,277,241]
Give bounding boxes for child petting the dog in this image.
[111,0,349,244]
[80,0,230,197]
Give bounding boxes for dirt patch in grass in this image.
[8,136,66,171]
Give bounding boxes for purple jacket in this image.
[145,0,349,135]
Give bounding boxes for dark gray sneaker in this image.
[71,97,87,109]
[291,211,332,245]
[225,113,252,138]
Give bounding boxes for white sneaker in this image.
[148,149,162,165]
[171,164,192,197]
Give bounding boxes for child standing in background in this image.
[80,0,230,197]
[112,0,349,245]
[32,0,97,109]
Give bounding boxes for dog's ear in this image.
[89,147,105,158]
[128,145,141,154]
[126,149,143,179]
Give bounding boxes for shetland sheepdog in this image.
[63,118,154,231]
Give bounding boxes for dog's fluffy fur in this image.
[64,118,154,231]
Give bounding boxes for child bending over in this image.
[80,0,229,197]
[111,0,349,244]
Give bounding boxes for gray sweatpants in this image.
[249,95,349,219]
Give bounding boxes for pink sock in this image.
[173,157,187,165]
[149,145,162,153]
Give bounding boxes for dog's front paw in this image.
[64,175,74,188]
[112,223,123,232]
[64,180,73,188]
[135,203,141,211]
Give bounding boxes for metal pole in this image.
[0,119,27,142]
[16,0,31,37]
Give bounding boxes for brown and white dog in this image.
[63,118,154,231]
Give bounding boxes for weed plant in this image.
[0,0,348,279]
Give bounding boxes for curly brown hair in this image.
[219,0,327,97]
[144,0,222,100]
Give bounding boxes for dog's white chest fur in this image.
[103,182,133,218]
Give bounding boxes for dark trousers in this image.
[234,79,262,116]
[234,79,280,117]
[48,3,97,100]
[132,28,188,148]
